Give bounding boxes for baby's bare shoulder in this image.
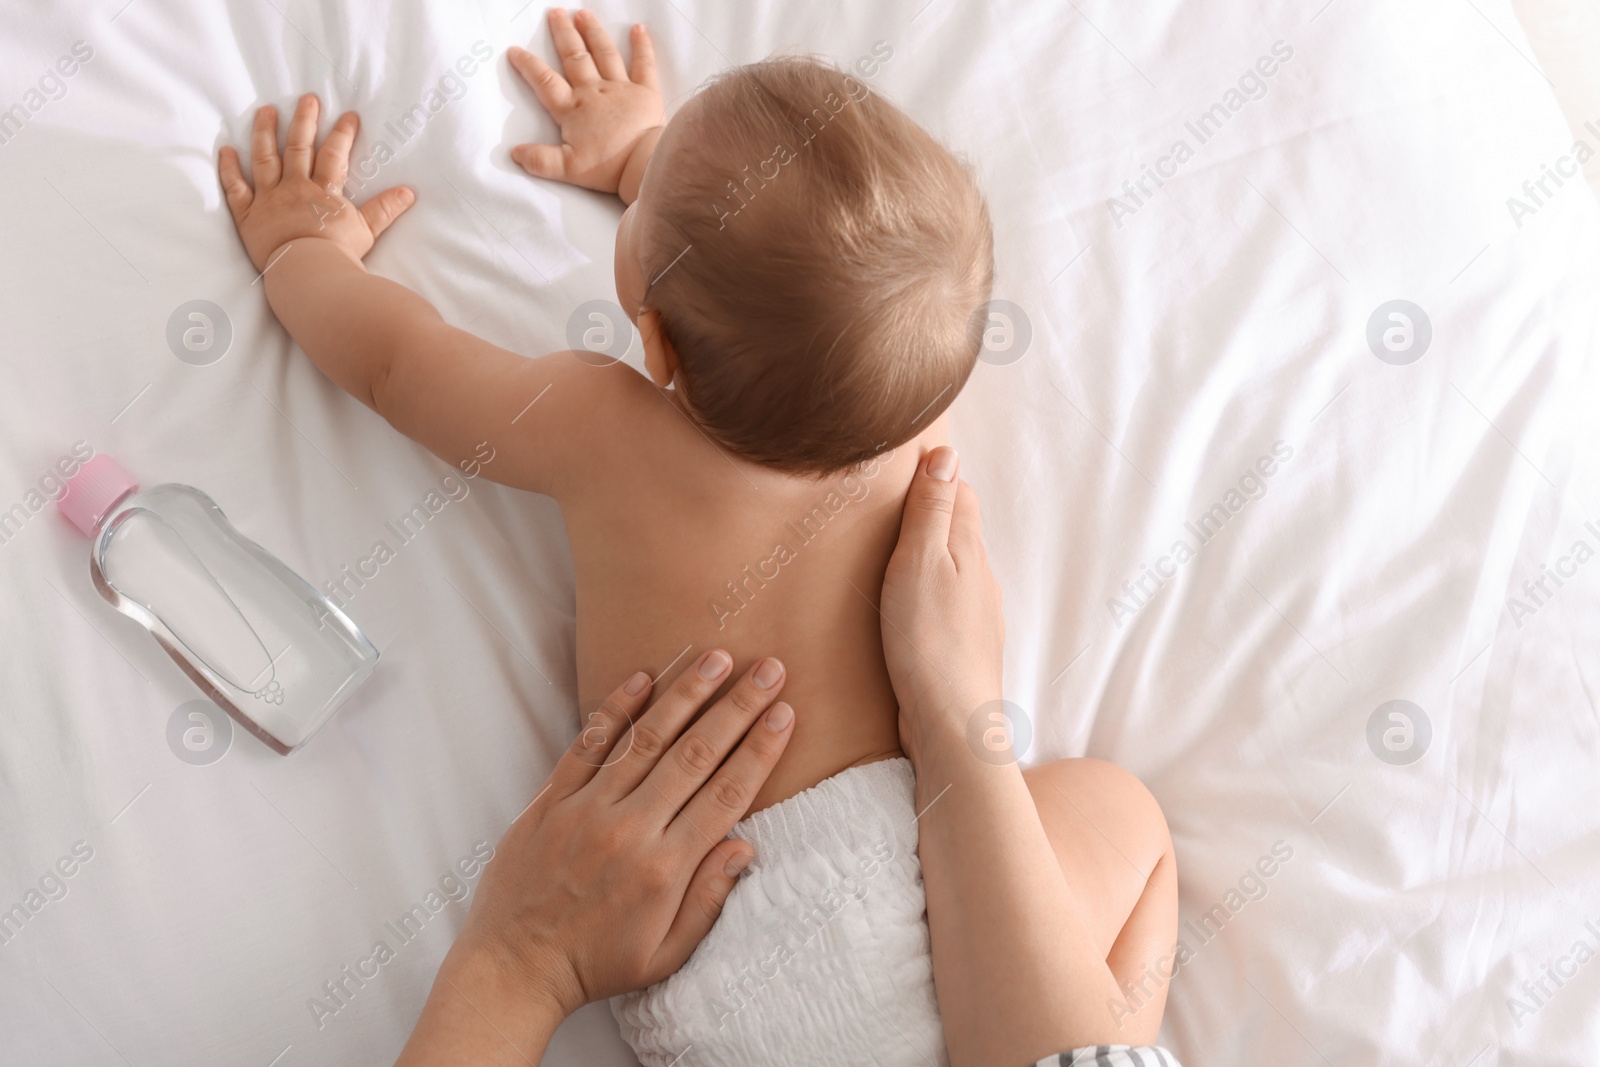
[534,350,685,490]
[539,349,670,427]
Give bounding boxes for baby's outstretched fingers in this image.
[509,44,573,116]
[217,146,253,220]
[513,142,572,182]
[283,93,320,179]
[629,24,658,92]
[506,12,661,195]
[357,186,416,241]
[250,104,280,189]
[314,111,359,192]
[548,7,601,86]
[220,99,407,271]
[574,8,628,82]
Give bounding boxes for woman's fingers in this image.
[358,185,416,239]
[669,701,794,851]
[949,478,988,571]
[218,146,253,219]
[508,45,573,115]
[539,670,654,803]
[629,24,659,91]
[548,8,600,86]
[636,657,786,816]
[250,104,281,189]
[592,649,733,799]
[283,93,320,179]
[901,446,960,565]
[651,839,754,977]
[313,111,359,192]
[575,9,627,81]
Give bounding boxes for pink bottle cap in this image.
[58,455,140,537]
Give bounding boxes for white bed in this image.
[3,0,1597,1064]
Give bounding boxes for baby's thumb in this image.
[359,186,415,240]
[899,447,960,556]
[656,843,753,971]
[514,143,569,182]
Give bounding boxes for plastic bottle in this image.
[57,455,378,754]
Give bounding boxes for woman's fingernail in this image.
[765,702,793,732]
[927,447,958,482]
[699,649,732,680]
[624,670,649,696]
[752,657,784,690]
[724,851,751,879]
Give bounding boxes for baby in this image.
[218,10,1176,1065]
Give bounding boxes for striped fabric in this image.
[1035,1046,1183,1067]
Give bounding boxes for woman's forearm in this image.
[911,718,1124,1067]
[261,235,446,409]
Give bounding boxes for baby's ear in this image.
[639,309,681,388]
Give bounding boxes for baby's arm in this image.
[218,95,604,498]
[218,14,664,495]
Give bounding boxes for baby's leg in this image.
[1023,758,1178,1046]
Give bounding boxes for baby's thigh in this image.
[1022,758,1176,962]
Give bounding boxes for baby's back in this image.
[559,366,933,812]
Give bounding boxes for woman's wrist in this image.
[396,934,571,1066]
[455,926,584,1021]
[898,683,1000,758]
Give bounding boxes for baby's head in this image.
[615,55,993,475]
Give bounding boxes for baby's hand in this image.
[218,94,415,272]
[509,9,662,196]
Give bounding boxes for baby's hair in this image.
[640,55,994,475]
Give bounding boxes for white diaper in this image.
[612,757,947,1067]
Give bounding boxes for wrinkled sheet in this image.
[1,0,1596,1064]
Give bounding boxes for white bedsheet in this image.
[2,1,1597,1065]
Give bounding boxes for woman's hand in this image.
[397,651,794,1065]
[880,446,1005,763]
[219,94,415,272]
[466,651,792,1009]
[881,452,1143,1065]
[509,9,663,200]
